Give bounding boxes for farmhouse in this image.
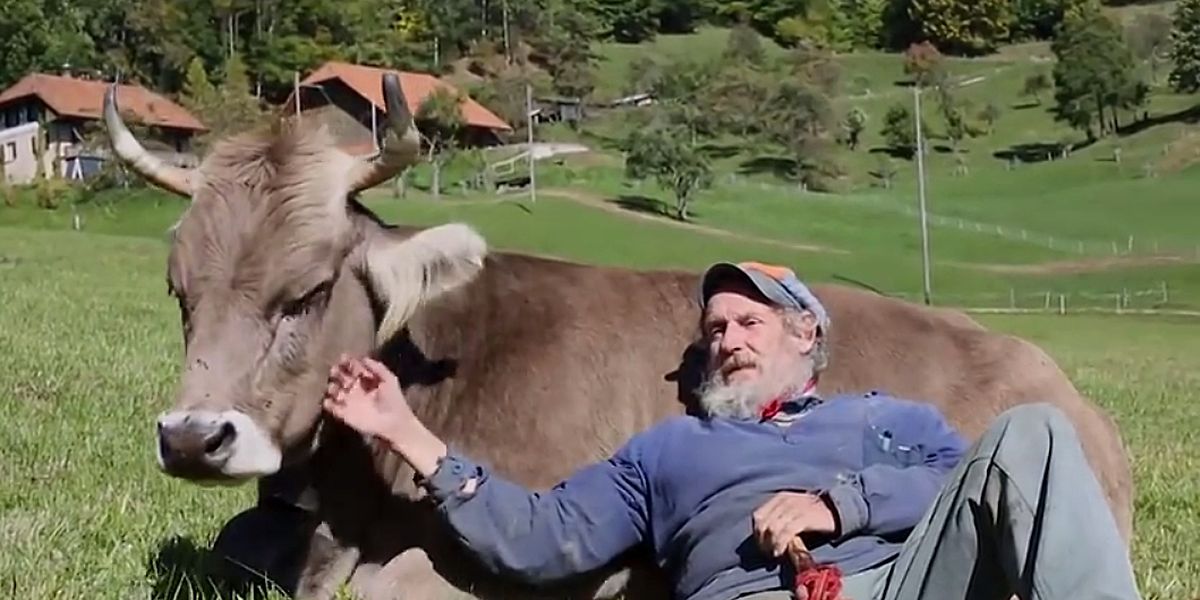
[289,61,513,156]
[0,72,206,184]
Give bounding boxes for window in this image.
[24,104,38,124]
[3,142,16,164]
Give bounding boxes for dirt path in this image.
[541,187,846,255]
[954,254,1199,275]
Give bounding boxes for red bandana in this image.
[759,376,820,421]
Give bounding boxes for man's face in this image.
[698,280,818,418]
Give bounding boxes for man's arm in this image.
[323,356,651,585]
[821,402,967,539]
[388,417,651,584]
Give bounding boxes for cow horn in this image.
[103,85,193,197]
[348,72,421,194]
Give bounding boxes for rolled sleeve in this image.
[413,445,651,584]
[419,450,484,506]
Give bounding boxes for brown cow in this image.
[104,74,1134,600]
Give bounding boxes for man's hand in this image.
[323,355,416,441]
[322,355,448,478]
[752,492,838,559]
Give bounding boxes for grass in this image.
[3,17,1198,597]
[1,222,1197,599]
[5,184,1198,312]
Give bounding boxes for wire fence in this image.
[883,281,1200,316]
[727,177,1200,259]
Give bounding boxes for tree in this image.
[837,0,887,49]
[416,87,466,200]
[934,81,969,151]
[1021,71,1052,105]
[592,0,660,43]
[903,41,947,88]
[620,123,713,221]
[653,59,720,142]
[530,5,600,101]
[723,20,767,66]
[1011,0,1066,41]
[180,57,219,149]
[1126,12,1172,85]
[1169,0,1200,93]
[842,107,867,149]
[1051,3,1140,139]
[471,66,551,139]
[907,0,1012,55]
[762,80,841,190]
[882,103,917,157]
[625,55,663,94]
[873,154,898,189]
[705,65,773,136]
[979,101,1001,134]
[775,0,850,51]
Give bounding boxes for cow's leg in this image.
[293,521,363,600]
[353,547,480,600]
[208,500,318,596]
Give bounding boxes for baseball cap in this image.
[698,261,830,334]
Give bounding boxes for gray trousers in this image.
[743,403,1140,600]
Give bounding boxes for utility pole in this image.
[293,71,301,121]
[914,85,932,306]
[526,82,536,204]
[502,0,511,63]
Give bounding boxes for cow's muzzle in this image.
[156,410,282,482]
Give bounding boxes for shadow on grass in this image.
[148,536,285,600]
[869,146,915,160]
[998,142,1075,164]
[1011,101,1043,110]
[1117,103,1200,136]
[611,194,675,217]
[737,156,796,179]
[697,142,743,160]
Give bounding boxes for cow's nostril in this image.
[204,421,237,455]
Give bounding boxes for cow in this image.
[103,73,1134,600]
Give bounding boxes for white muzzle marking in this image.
[156,409,282,480]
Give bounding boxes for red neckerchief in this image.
[758,376,820,421]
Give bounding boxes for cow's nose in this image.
[156,412,237,477]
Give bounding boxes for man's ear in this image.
[792,310,820,354]
[356,223,488,343]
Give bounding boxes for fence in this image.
[728,177,1200,259]
[884,282,1200,317]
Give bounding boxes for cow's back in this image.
[337,255,1131,599]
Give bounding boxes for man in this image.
[323,261,1141,600]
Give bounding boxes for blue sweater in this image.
[420,391,967,600]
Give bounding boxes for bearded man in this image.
[323,261,1142,600]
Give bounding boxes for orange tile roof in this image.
[299,61,512,132]
[0,73,206,131]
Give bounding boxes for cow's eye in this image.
[281,280,333,319]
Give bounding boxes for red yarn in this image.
[794,564,844,600]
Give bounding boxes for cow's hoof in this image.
[210,502,319,596]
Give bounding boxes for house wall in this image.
[0,107,200,184]
[0,122,41,184]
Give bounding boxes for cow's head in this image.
[105,74,487,484]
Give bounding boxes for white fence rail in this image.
[728,178,1199,259]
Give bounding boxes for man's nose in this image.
[719,323,747,354]
[156,411,237,477]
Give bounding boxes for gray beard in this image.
[697,363,814,420]
[696,377,768,420]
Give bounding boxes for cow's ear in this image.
[358,223,488,342]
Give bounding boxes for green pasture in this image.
[3,17,1199,598]
[1,216,1197,599]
